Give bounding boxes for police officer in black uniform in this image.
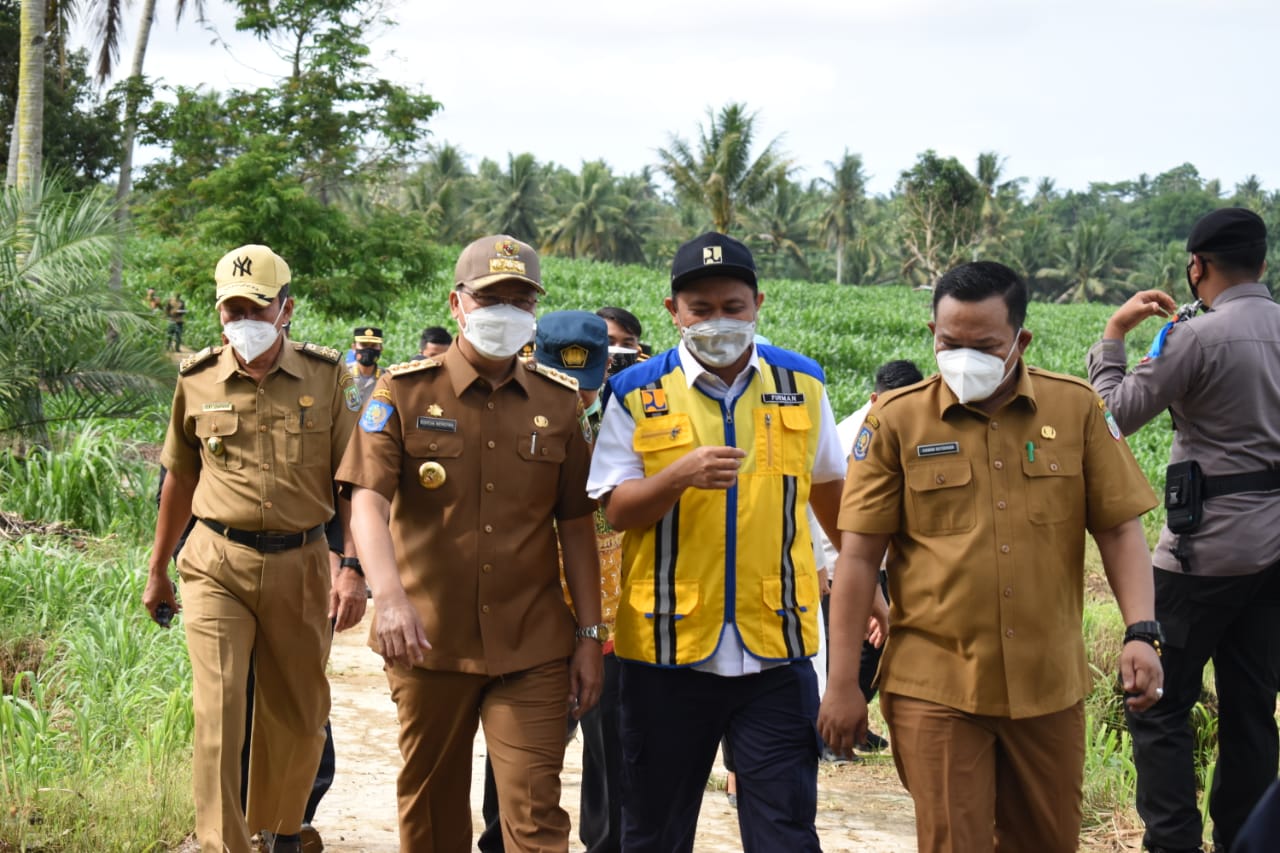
[1087,208,1280,853]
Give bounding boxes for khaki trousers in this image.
[385,659,571,853]
[179,522,332,853]
[881,692,1085,853]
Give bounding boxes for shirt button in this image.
[487,440,496,449]
[1050,463,1060,472]
[990,421,999,430]
[261,463,270,470]
[1004,587,1013,597]
[997,500,1007,510]
[482,605,491,614]
[935,474,946,484]
[307,420,315,429]
[484,524,494,533]
[486,402,496,411]
[258,388,265,395]
[259,425,268,433]
[429,442,438,451]
[264,500,273,509]
[485,483,495,492]
[1001,544,1011,553]
[1006,628,1015,638]
[993,460,1004,470]
[483,564,493,573]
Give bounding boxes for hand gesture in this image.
[676,445,747,491]
[1105,290,1178,339]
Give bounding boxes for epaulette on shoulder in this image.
[297,341,341,363]
[1026,365,1094,392]
[179,346,222,375]
[387,358,440,377]
[526,360,579,392]
[875,375,935,409]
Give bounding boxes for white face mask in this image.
[680,317,756,368]
[461,303,537,360]
[223,312,284,363]
[935,328,1022,404]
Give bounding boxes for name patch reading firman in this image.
[760,393,805,405]
[916,442,960,457]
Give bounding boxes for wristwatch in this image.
[339,556,365,578]
[575,623,610,644]
[1123,620,1164,657]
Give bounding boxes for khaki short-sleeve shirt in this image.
[160,343,359,531]
[838,365,1157,718]
[336,346,597,676]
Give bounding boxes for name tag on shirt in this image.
[917,442,960,457]
[761,392,805,405]
[417,416,457,432]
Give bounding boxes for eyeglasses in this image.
[458,287,538,313]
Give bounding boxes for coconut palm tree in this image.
[10,0,46,193]
[472,152,547,244]
[657,103,787,234]
[815,150,867,285]
[1039,217,1136,303]
[0,177,172,449]
[744,175,813,280]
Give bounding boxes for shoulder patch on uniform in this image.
[852,425,874,461]
[387,359,439,377]
[1026,365,1094,392]
[527,360,579,392]
[179,346,222,374]
[298,342,341,363]
[361,399,394,432]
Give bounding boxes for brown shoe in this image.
[300,824,324,853]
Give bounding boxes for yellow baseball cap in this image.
[215,244,292,307]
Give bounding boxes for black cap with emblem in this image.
[670,232,758,294]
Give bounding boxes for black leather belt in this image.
[1204,468,1280,500]
[199,519,326,553]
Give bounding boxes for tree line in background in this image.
[5,0,1280,317]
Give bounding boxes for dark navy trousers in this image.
[618,657,822,853]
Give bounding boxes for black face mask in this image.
[355,348,381,366]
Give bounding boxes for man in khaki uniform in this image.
[143,244,366,853]
[819,261,1164,852]
[339,235,603,853]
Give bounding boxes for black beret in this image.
[1186,208,1267,253]
[670,232,757,293]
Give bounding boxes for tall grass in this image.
[0,536,193,850]
[0,421,161,537]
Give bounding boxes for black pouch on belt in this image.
[1164,460,1204,534]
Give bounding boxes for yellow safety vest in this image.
[611,346,825,666]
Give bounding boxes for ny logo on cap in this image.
[232,256,253,277]
[702,246,723,265]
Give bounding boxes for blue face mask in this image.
[583,395,602,419]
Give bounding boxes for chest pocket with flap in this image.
[906,457,975,535]
[634,413,695,476]
[193,412,242,471]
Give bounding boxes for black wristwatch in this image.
[1123,620,1164,657]
[339,556,365,578]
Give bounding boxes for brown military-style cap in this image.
[215,244,291,307]
[455,235,545,294]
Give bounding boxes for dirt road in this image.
[312,607,919,852]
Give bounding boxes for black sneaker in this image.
[820,747,860,766]
[856,730,889,752]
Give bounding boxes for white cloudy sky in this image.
[75,0,1279,196]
